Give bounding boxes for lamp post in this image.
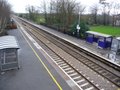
[76,12,80,38]
[78,12,80,25]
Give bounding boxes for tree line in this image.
[0,0,11,35]
[24,0,120,26]
[20,0,120,38]
[23,0,88,38]
[90,0,120,26]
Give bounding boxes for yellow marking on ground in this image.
[19,28,63,90]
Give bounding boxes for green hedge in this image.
[70,21,89,38]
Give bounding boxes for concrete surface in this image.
[0,29,72,90]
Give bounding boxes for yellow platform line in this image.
[19,28,63,90]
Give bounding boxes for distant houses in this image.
[113,14,120,26]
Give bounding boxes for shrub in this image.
[70,21,89,38]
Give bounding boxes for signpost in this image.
[76,24,80,38]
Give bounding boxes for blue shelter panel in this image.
[93,36,99,42]
[98,37,112,48]
[86,34,94,43]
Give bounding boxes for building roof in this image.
[0,36,19,50]
[86,31,112,38]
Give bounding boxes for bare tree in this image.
[42,0,80,31]
[90,4,99,24]
[75,2,86,23]
[102,2,109,25]
[66,0,77,29]
[38,0,86,33]
[26,5,39,21]
[0,0,11,34]
[106,2,113,25]
[112,3,120,26]
[39,0,48,23]
[49,0,85,31]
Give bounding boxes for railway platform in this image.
[33,24,120,66]
[0,29,73,90]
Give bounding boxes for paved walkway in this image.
[0,29,72,90]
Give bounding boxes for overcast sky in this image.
[8,0,120,13]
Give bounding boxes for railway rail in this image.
[23,24,100,90]
[16,16,120,72]
[14,17,120,90]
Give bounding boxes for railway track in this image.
[22,26,100,90]
[15,17,120,90]
[17,17,120,72]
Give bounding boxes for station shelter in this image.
[86,31,113,49]
[0,36,19,71]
